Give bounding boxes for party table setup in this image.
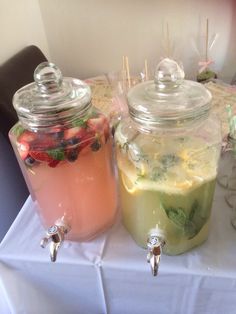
[1,16,236,314]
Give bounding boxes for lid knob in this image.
[34,62,63,94]
[154,58,185,90]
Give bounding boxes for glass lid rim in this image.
[127,79,212,112]
[13,77,91,113]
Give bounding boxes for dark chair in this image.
[0,45,47,140]
[0,45,47,241]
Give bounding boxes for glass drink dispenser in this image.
[115,58,221,275]
[9,62,118,261]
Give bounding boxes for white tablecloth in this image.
[0,182,236,314]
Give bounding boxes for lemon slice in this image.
[174,180,193,190]
[121,171,137,194]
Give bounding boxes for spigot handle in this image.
[40,236,49,248]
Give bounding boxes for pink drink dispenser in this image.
[9,62,118,261]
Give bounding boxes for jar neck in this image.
[18,101,92,132]
[129,107,210,132]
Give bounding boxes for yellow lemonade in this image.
[116,133,219,255]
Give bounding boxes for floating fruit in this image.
[29,151,54,163]
[66,149,79,162]
[48,160,60,168]
[24,155,37,167]
[91,139,101,152]
[18,130,37,144]
[64,127,83,140]
[16,112,109,167]
[17,141,29,160]
[87,115,106,133]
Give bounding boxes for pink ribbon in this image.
[198,59,214,73]
[226,86,236,93]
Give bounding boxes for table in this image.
[0,178,236,314]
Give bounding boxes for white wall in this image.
[38,0,236,82]
[0,0,50,64]
[0,0,235,82]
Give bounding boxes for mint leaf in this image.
[47,149,65,161]
[150,167,166,181]
[165,207,188,228]
[177,137,188,143]
[72,119,87,128]
[13,124,25,138]
[162,200,208,240]
[72,109,99,128]
[184,221,197,239]
[189,200,198,221]
[160,154,180,169]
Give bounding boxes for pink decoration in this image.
[198,59,214,73]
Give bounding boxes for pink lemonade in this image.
[10,112,118,241]
[26,139,116,240]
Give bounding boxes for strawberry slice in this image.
[18,130,56,150]
[36,136,56,149]
[50,126,62,133]
[87,115,106,133]
[78,130,95,152]
[29,151,53,163]
[17,141,29,160]
[48,160,60,168]
[18,130,37,144]
[87,115,110,142]
[64,127,86,140]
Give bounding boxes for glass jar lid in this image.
[13,62,91,130]
[128,58,212,127]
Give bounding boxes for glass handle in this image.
[34,62,63,94]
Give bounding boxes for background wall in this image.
[0,0,235,82]
[38,0,236,82]
[0,0,50,64]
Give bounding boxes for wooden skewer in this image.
[125,56,131,89]
[122,55,126,90]
[166,22,170,57]
[144,59,148,81]
[122,55,126,72]
[205,18,209,62]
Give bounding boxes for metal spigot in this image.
[147,232,165,276]
[40,219,70,262]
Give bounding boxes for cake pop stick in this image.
[166,22,170,58]
[205,18,209,62]
[125,56,131,89]
[144,59,149,81]
[121,55,127,91]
